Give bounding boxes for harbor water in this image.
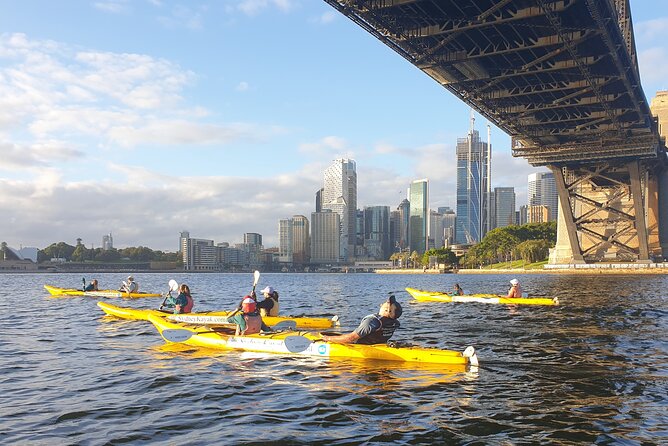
[1,272,666,445]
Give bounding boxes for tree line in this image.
[387,221,556,269]
[36,241,180,263]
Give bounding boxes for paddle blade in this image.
[284,335,313,353]
[168,279,179,292]
[253,270,260,287]
[272,320,297,331]
[162,329,195,343]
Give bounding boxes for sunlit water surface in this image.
[1,272,666,445]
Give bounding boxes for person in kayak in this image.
[257,286,280,317]
[320,295,402,345]
[507,278,522,298]
[227,296,263,335]
[174,284,194,314]
[84,279,99,291]
[119,276,139,293]
[451,283,464,296]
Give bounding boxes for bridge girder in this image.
[323,0,663,166]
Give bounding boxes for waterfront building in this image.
[429,210,445,249]
[364,206,391,260]
[310,211,340,264]
[180,232,217,271]
[397,198,410,250]
[527,205,550,223]
[519,205,528,225]
[278,218,293,263]
[102,233,113,251]
[279,216,310,267]
[322,158,357,263]
[494,187,516,229]
[409,179,429,255]
[528,172,558,221]
[455,115,491,243]
[315,187,324,213]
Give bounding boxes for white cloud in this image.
[236,0,296,16]
[93,1,130,14]
[236,81,250,91]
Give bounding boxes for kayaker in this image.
[257,286,280,317]
[173,284,194,314]
[451,283,464,296]
[320,295,402,345]
[84,279,99,291]
[119,276,139,293]
[227,296,262,335]
[507,278,522,298]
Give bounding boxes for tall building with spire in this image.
[322,159,357,263]
[455,112,491,244]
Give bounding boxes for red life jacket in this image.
[240,313,262,335]
[182,294,194,313]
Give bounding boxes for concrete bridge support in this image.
[548,161,665,264]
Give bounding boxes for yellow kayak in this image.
[406,287,559,306]
[45,284,162,298]
[147,314,478,366]
[97,301,340,330]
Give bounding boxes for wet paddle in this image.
[159,279,179,310]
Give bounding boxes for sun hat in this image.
[260,286,274,294]
[510,279,519,286]
[127,276,134,281]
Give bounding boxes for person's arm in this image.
[321,331,360,344]
[226,313,246,331]
[321,316,378,344]
[174,294,186,314]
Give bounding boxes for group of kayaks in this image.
[47,275,561,368]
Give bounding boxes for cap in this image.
[260,286,274,294]
[127,276,134,281]
[384,295,403,319]
[241,296,256,313]
[510,279,519,286]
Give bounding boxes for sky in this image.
[1,1,667,252]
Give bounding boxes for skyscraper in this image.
[310,211,340,264]
[397,198,410,250]
[455,114,491,244]
[278,215,310,267]
[409,179,429,255]
[322,159,357,262]
[528,172,558,221]
[363,206,391,260]
[102,233,113,251]
[494,187,516,228]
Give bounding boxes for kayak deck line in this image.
[405,287,559,306]
[97,301,340,329]
[147,314,479,366]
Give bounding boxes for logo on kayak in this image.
[318,344,327,355]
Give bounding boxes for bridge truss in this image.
[324,0,666,262]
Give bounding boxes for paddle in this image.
[159,279,179,310]
[82,277,86,292]
[227,270,261,319]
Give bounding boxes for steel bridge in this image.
[323,0,667,263]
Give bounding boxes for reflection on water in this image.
[0,272,666,444]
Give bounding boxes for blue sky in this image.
[1,0,666,252]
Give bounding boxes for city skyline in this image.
[1,2,666,251]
